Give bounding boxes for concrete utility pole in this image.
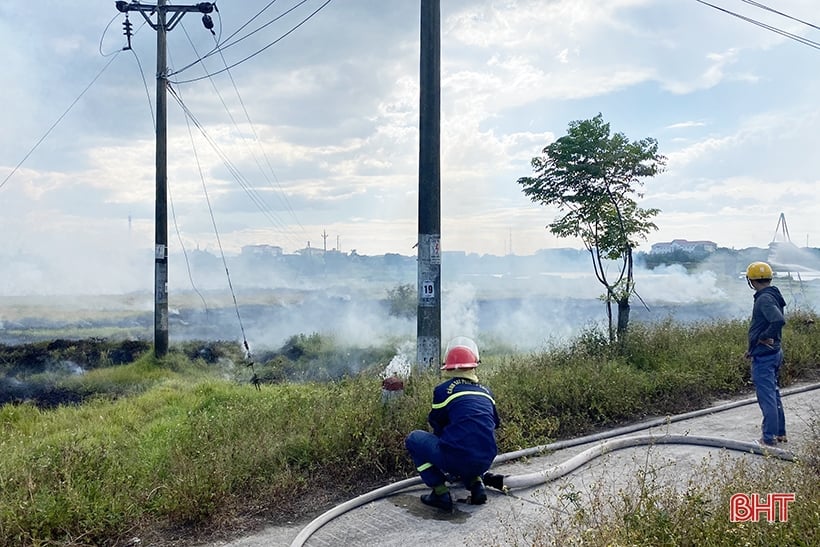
[115,0,214,358]
[417,0,441,372]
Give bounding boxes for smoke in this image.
[769,242,820,272]
[0,242,150,296]
[2,250,818,372]
[56,360,86,376]
[634,265,729,304]
[442,283,479,342]
[0,358,87,407]
[382,340,414,379]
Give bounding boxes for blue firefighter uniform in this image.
[405,375,501,491]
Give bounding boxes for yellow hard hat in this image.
[746,261,773,280]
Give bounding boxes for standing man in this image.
[744,262,787,447]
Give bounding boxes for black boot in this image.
[482,472,505,491]
[469,477,487,505]
[421,489,453,511]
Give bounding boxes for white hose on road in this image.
[495,381,820,464]
[501,433,794,490]
[290,382,820,547]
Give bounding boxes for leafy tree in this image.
[518,114,666,341]
[641,249,710,271]
[386,283,416,319]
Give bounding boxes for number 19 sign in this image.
[421,280,435,302]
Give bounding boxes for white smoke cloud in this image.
[442,282,479,343]
[634,265,729,304]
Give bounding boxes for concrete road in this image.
[210,383,820,547]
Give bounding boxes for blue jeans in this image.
[751,350,786,444]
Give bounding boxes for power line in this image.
[175,62,254,382]
[167,85,303,249]
[738,0,820,33]
[168,175,210,313]
[169,0,333,84]
[0,54,120,192]
[1,11,156,192]
[163,49,213,313]
[130,46,156,127]
[169,0,306,77]
[99,13,123,57]
[694,0,820,51]
[179,23,305,231]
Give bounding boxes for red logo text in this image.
[730,493,795,522]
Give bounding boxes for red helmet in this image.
[442,336,480,370]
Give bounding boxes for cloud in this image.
[2,0,820,277]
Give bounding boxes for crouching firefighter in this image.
[405,337,501,511]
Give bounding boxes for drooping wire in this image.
[178,22,305,231]
[167,81,309,387]
[127,40,209,313]
[129,47,155,123]
[169,0,334,84]
[694,0,820,51]
[165,85,304,249]
[210,0,224,45]
[171,79,259,388]
[212,36,305,231]
[0,55,119,192]
[168,189,212,314]
[99,13,123,56]
[127,24,251,380]
[1,10,150,192]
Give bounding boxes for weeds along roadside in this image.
[0,313,817,546]
[486,420,820,547]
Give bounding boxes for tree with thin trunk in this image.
[518,114,666,342]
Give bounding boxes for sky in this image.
[1,0,819,296]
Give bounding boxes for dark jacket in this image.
[747,285,786,357]
[428,377,500,467]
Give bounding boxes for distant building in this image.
[297,243,321,257]
[442,250,467,259]
[650,239,717,254]
[241,244,283,257]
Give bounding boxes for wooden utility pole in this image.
[114,0,214,358]
[417,0,441,371]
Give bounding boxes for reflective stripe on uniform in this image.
[417,462,433,472]
[431,390,495,410]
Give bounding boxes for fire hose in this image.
[290,382,820,547]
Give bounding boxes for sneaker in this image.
[776,435,788,443]
[469,478,487,505]
[421,490,453,511]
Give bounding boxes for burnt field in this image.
[0,338,151,407]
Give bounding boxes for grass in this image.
[0,312,819,546]
[489,422,820,546]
